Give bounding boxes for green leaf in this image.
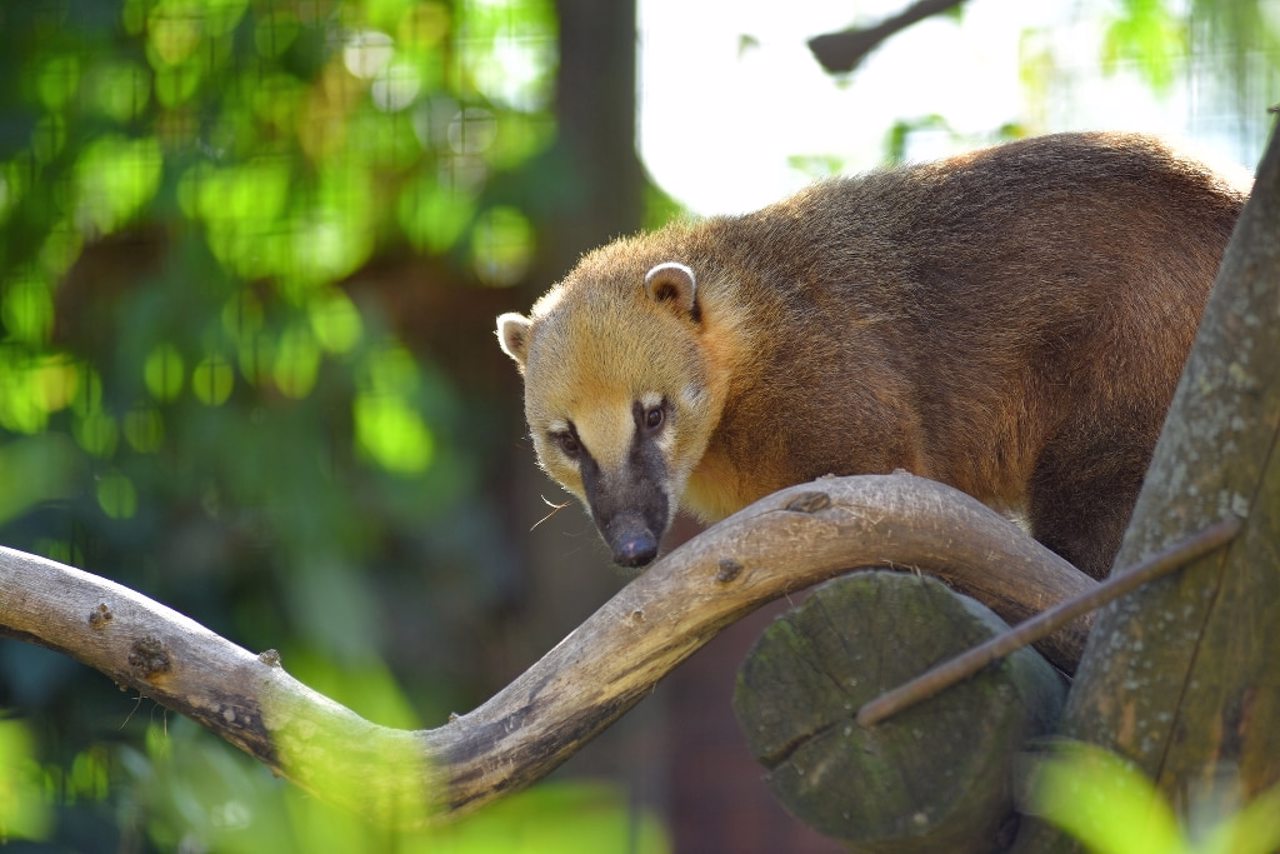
[74,135,164,235]
[354,392,435,474]
[0,720,52,841]
[1201,782,1280,854]
[1028,741,1186,854]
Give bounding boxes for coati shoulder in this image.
[497,132,1248,577]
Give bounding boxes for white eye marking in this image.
[566,404,634,471]
[548,419,570,434]
[636,392,674,453]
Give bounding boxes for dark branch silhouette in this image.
[809,0,970,74]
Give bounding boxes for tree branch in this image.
[808,0,970,74]
[0,471,1093,826]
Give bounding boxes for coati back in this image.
[497,132,1247,578]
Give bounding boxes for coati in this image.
[496,133,1246,579]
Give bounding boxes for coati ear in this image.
[496,312,533,368]
[644,262,698,319]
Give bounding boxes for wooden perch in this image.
[0,472,1094,826]
[735,571,1067,852]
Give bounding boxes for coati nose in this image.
[604,515,660,567]
[613,531,659,567]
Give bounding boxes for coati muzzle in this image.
[578,415,671,568]
[581,473,670,566]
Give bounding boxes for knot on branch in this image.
[784,491,832,514]
[87,602,113,629]
[128,634,171,678]
[716,559,744,583]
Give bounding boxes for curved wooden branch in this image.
[0,472,1094,826]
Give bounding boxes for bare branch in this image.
[809,0,969,74]
[0,472,1093,826]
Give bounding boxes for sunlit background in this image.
[0,0,1275,851]
[639,0,1268,214]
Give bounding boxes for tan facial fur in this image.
[497,256,729,558]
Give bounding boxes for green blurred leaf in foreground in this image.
[1027,741,1280,854]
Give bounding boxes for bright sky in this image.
[636,0,1257,215]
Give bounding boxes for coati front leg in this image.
[1026,430,1153,580]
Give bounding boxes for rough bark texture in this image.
[0,552,434,820]
[0,472,1094,826]
[1014,121,1280,852]
[734,572,1066,853]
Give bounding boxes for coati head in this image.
[497,259,723,569]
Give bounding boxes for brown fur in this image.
[499,133,1247,578]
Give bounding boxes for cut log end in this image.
[733,571,1067,853]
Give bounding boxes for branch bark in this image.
[808,0,969,74]
[0,472,1094,826]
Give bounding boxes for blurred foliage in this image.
[0,0,646,847]
[1104,0,1280,106]
[1103,0,1188,93]
[1028,741,1280,854]
[0,719,54,841]
[1104,0,1280,97]
[896,0,1279,161]
[0,715,670,851]
[880,115,1026,166]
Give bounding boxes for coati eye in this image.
[643,405,664,432]
[552,431,581,458]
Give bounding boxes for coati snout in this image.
[578,399,672,567]
[497,133,1247,578]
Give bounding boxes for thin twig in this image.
[856,517,1242,727]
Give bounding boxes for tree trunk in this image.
[1014,117,1280,851]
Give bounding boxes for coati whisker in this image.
[530,496,572,531]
